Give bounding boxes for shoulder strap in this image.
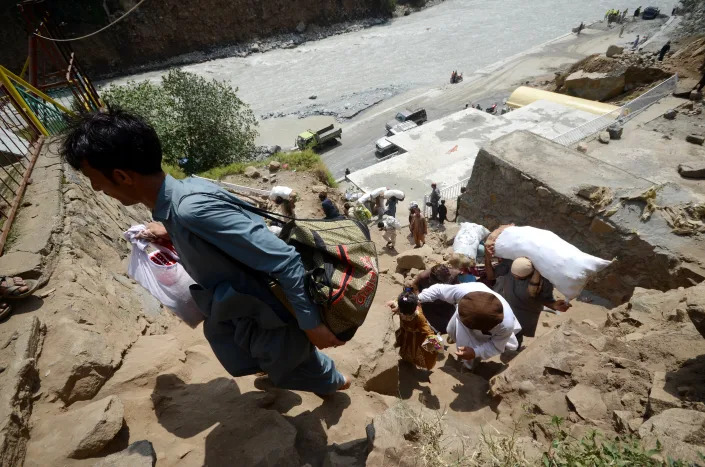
[180,191,294,224]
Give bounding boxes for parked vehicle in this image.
[295,124,341,150]
[387,120,418,137]
[375,137,399,158]
[642,6,660,19]
[385,108,427,131]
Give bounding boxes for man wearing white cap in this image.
[417,282,521,369]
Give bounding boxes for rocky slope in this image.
[3,140,705,466]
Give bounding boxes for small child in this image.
[438,200,448,225]
[389,291,443,370]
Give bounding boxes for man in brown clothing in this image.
[410,206,428,247]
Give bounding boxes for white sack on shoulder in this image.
[269,186,293,201]
[452,223,490,260]
[384,189,405,200]
[494,226,613,300]
[358,192,372,204]
[370,187,387,198]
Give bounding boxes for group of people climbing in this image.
[390,236,572,372]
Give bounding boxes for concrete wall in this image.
[459,131,705,305]
[1,0,385,77]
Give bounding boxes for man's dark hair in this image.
[377,221,384,229]
[61,108,163,178]
[397,291,418,315]
[318,192,328,201]
[430,264,451,284]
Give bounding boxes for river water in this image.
[113,0,674,119]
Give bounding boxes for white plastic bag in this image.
[269,186,293,201]
[382,215,401,230]
[494,226,613,300]
[384,189,405,200]
[124,225,204,327]
[453,223,490,260]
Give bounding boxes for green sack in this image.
[280,217,379,341]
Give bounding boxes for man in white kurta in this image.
[417,283,521,369]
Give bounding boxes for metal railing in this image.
[0,83,44,256]
[422,177,470,217]
[551,74,679,147]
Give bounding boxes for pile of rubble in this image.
[556,51,672,102]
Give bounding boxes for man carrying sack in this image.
[61,109,349,395]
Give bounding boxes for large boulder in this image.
[98,334,186,395]
[648,371,681,416]
[563,71,625,101]
[606,45,624,57]
[639,408,705,442]
[639,409,705,464]
[395,244,434,270]
[93,440,156,467]
[244,166,261,178]
[0,317,44,467]
[30,395,125,459]
[365,403,418,466]
[41,319,120,404]
[567,384,608,422]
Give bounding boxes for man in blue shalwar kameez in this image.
[61,109,349,395]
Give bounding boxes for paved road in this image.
[322,17,668,178]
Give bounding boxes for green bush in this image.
[542,416,691,467]
[380,0,397,15]
[102,70,258,174]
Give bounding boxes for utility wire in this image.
[33,0,149,42]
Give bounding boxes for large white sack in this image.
[358,192,372,204]
[370,187,387,198]
[269,186,293,201]
[384,189,405,200]
[494,226,613,300]
[452,223,490,260]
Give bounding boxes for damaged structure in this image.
[458,130,705,304]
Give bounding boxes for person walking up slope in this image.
[61,109,349,395]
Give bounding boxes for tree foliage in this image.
[101,70,258,174]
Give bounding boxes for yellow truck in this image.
[295,124,342,150]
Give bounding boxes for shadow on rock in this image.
[665,353,705,405]
[151,374,357,466]
[398,361,441,410]
[286,392,354,465]
[2,295,45,321]
[438,357,492,413]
